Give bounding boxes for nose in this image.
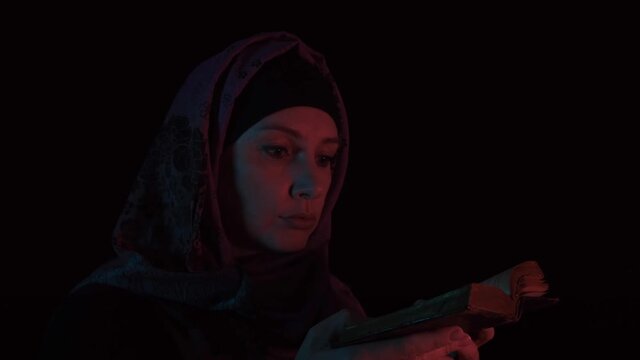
[290,159,327,200]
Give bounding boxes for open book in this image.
[332,260,558,348]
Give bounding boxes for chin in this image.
[266,233,309,253]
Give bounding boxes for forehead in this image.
[251,106,338,137]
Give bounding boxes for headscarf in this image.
[225,47,341,147]
[75,31,365,356]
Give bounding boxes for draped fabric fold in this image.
[75,32,366,356]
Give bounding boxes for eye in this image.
[263,145,290,159]
[317,154,337,168]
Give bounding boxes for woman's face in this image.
[219,106,339,254]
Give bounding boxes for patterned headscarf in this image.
[75,32,365,357]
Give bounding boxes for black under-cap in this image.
[225,48,340,146]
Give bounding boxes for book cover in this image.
[332,260,558,348]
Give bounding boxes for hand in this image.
[412,299,495,348]
[469,327,495,348]
[296,309,494,360]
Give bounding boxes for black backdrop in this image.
[4,13,635,359]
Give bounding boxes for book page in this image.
[480,267,514,296]
[333,261,556,348]
[512,261,549,297]
[480,261,549,299]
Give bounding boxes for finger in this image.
[411,338,478,360]
[452,341,479,360]
[404,326,473,355]
[334,326,476,360]
[473,327,495,347]
[338,326,458,360]
[302,309,352,353]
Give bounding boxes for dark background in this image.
[4,11,635,359]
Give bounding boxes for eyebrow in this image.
[259,125,340,145]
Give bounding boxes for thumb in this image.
[315,309,352,337]
[301,309,352,353]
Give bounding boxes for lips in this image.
[280,213,317,230]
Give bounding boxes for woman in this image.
[41,32,492,359]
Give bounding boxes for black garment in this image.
[45,32,366,359]
[74,31,365,347]
[41,284,253,359]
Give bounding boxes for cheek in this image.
[316,171,333,203]
[235,165,286,222]
[322,172,333,194]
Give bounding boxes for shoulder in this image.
[41,284,180,359]
[47,283,156,331]
[52,283,142,318]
